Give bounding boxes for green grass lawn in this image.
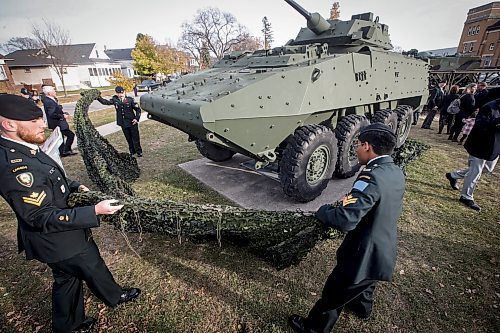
[0,123,498,332]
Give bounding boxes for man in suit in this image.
[0,95,141,333]
[97,86,143,157]
[42,85,77,157]
[288,123,405,333]
[446,98,499,211]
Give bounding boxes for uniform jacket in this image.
[97,95,141,128]
[0,137,99,263]
[316,156,405,284]
[459,94,476,118]
[474,89,489,109]
[43,97,69,131]
[464,98,500,161]
[427,86,445,109]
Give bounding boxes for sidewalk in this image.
[71,112,149,149]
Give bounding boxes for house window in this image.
[24,68,31,73]
[0,66,7,81]
[476,26,480,35]
[483,57,492,67]
[89,68,94,76]
[96,50,99,58]
[469,43,474,52]
[98,68,103,76]
[62,67,68,74]
[92,68,98,76]
[490,43,495,51]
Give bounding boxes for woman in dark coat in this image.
[438,85,460,134]
[448,83,477,141]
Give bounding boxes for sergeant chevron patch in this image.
[341,194,358,206]
[22,191,46,206]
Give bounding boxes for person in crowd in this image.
[422,80,447,129]
[0,94,141,333]
[20,87,40,104]
[288,123,405,333]
[448,83,477,142]
[458,111,477,145]
[446,98,499,211]
[438,84,460,134]
[42,85,77,157]
[96,86,143,157]
[474,82,489,110]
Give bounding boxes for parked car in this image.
[136,80,161,92]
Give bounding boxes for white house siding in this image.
[79,63,121,88]
[11,67,52,85]
[49,66,80,91]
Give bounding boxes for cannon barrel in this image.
[284,0,330,35]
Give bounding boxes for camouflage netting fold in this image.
[69,90,429,269]
[74,89,139,197]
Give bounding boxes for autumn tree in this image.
[107,71,134,92]
[31,20,72,96]
[131,33,157,76]
[178,7,251,63]
[230,36,263,52]
[261,16,274,49]
[156,44,187,75]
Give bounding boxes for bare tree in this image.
[178,7,250,62]
[1,37,42,53]
[31,19,71,96]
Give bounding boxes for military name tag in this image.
[16,172,34,188]
[10,159,22,164]
[12,165,28,173]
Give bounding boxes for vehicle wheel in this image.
[371,109,398,133]
[195,139,235,162]
[279,125,337,202]
[395,105,413,148]
[335,114,370,178]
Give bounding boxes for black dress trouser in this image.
[47,240,122,333]
[448,114,465,140]
[58,129,75,154]
[421,109,437,128]
[306,271,377,333]
[121,125,142,155]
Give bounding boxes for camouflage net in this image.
[70,90,429,269]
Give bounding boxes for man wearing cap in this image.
[288,123,405,333]
[97,86,143,157]
[0,94,141,333]
[42,85,77,157]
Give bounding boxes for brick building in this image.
[457,2,500,67]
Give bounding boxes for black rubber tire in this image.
[195,139,235,162]
[335,114,370,178]
[371,109,398,134]
[279,125,337,202]
[395,105,413,148]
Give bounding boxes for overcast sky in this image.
[0,0,489,53]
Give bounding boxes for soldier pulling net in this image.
[69,89,429,269]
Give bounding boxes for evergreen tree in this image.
[261,16,274,49]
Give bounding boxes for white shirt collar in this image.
[367,155,388,165]
[1,135,40,151]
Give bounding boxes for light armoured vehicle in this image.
[140,0,429,202]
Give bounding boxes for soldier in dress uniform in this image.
[97,86,143,157]
[0,95,141,333]
[288,123,405,333]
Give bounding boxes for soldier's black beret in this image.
[0,94,43,121]
[115,86,124,93]
[360,123,396,138]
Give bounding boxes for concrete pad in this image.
[179,154,359,212]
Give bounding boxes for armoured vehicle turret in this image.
[140,0,429,202]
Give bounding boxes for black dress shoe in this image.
[118,287,141,305]
[136,153,143,157]
[445,173,459,190]
[61,150,78,157]
[71,316,96,333]
[345,304,371,320]
[288,314,307,333]
[459,197,481,211]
